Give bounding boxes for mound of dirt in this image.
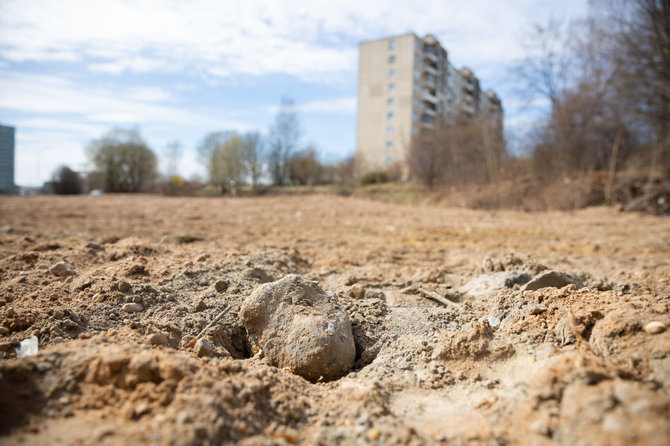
[0,195,668,445]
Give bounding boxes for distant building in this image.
[0,124,15,194]
[355,33,503,178]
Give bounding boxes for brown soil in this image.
[0,194,669,445]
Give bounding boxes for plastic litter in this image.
[488,316,501,328]
[15,335,39,357]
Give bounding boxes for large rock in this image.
[240,274,355,382]
[521,271,583,291]
[460,270,531,298]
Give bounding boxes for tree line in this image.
[49,97,355,195]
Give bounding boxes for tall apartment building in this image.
[0,124,15,194]
[355,33,503,178]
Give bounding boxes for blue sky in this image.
[0,0,588,186]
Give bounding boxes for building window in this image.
[388,83,394,92]
[389,40,396,50]
[388,69,395,77]
[415,39,421,50]
[386,126,393,135]
[386,141,392,149]
[412,126,418,134]
[388,55,395,64]
[386,155,393,165]
[387,111,393,120]
[387,98,394,106]
[412,112,419,121]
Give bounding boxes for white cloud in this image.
[266,97,357,115]
[0,0,588,83]
[0,72,246,130]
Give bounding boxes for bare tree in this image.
[242,131,264,188]
[605,0,670,175]
[514,16,575,107]
[268,97,300,185]
[409,126,448,188]
[164,140,183,180]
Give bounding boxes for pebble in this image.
[214,280,228,293]
[122,303,143,313]
[118,281,132,293]
[51,262,75,277]
[350,283,364,298]
[0,326,8,335]
[644,321,667,334]
[365,427,381,440]
[148,332,169,347]
[86,242,103,251]
[196,338,216,357]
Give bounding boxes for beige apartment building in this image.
[355,33,503,179]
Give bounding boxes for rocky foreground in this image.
[0,194,668,445]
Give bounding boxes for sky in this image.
[0,0,589,187]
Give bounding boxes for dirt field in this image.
[0,194,669,445]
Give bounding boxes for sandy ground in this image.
[0,194,669,445]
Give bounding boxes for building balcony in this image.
[462,103,475,115]
[421,114,435,125]
[423,74,436,88]
[423,107,436,117]
[423,90,438,103]
[424,50,438,63]
[424,65,438,76]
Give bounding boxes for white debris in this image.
[488,316,501,328]
[15,335,39,357]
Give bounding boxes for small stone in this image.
[196,338,215,357]
[122,303,143,313]
[521,271,583,291]
[365,427,381,440]
[118,281,132,293]
[191,300,207,313]
[214,280,228,293]
[148,332,169,347]
[36,362,51,372]
[86,242,103,251]
[350,283,364,298]
[644,321,666,334]
[0,326,8,335]
[196,254,210,262]
[530,306,547,315]
[51,262,75,277]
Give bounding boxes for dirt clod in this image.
[51,262,75,277]
[240,274,356,381]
